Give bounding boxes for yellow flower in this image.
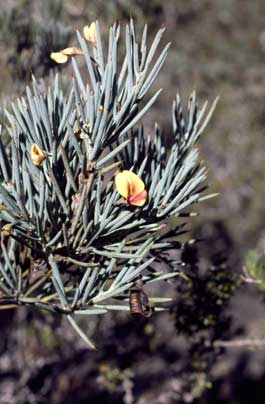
[31,144,48,166]
[83,22,97,45]
[115,170,147,207]
[50,47,83,64]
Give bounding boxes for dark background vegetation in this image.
[1,0,265,403]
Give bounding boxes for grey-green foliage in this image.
[244,249,265,291]
[0,20,216,346]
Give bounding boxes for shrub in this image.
[0,19,217,348]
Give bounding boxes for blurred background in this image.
[1,0,265,403]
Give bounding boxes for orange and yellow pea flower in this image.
[50,21,96,64]
[115,170,147,207]
[50,47,83,64]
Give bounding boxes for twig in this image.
[214,338,265,349]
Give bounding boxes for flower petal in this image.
[61,47,83,56]
[50,52,68,64]
[123,170,145,195]
[115,171,130,199]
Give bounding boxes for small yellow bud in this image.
[1,224,12,236]
[83,22,97,45]
[31,144,48,166]
[74,128,85,140]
